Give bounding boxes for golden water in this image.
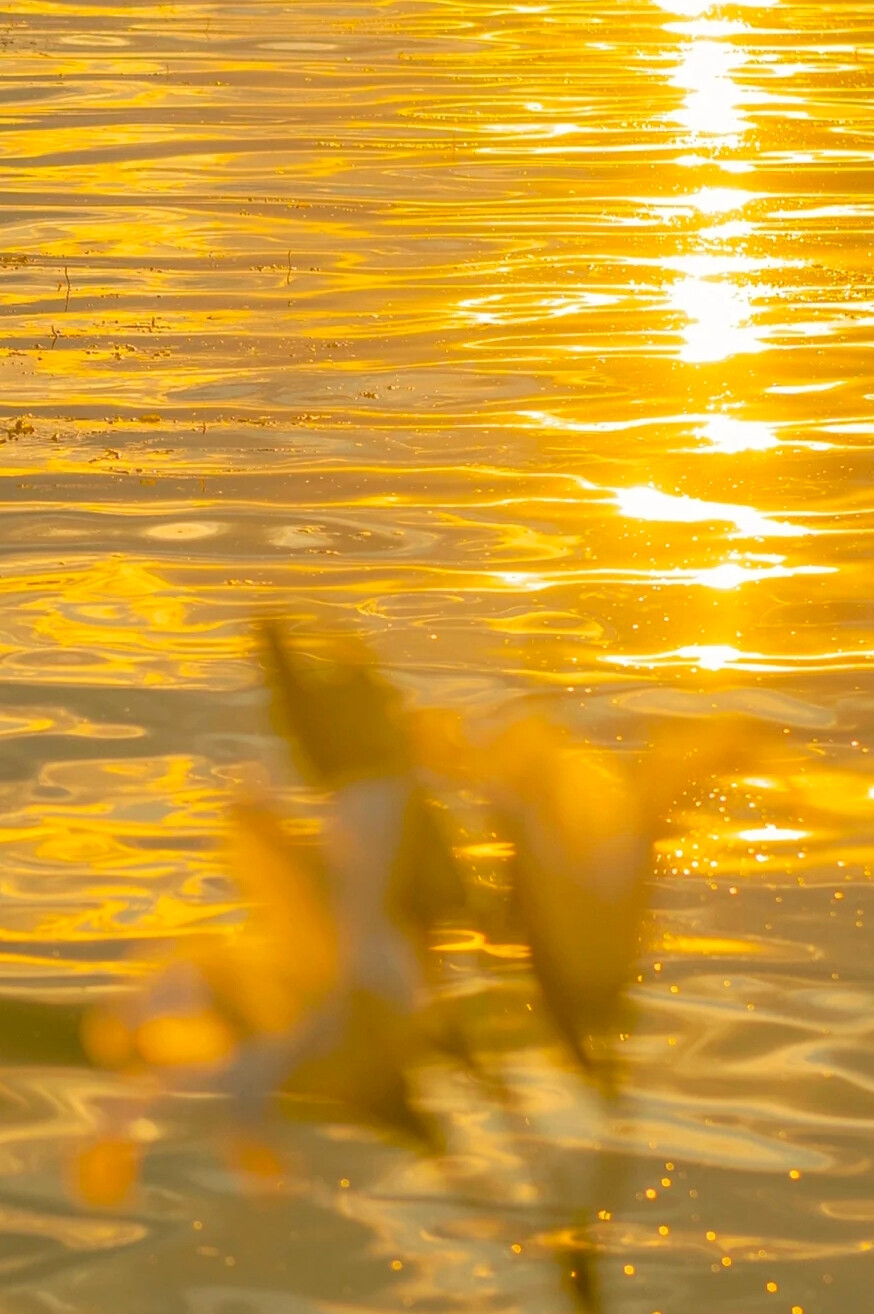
[1,0,873,1310]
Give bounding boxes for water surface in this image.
[1,1,873,1311]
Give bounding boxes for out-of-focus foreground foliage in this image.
[4,623,768,1307]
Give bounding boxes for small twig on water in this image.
[50,325,60,349]
[286,250,293,285]
[63,265,71,311]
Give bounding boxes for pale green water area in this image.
[2,1,874,1310]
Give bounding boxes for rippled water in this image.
[1,0,874,1310]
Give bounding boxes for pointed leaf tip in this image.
[259,621,409,785]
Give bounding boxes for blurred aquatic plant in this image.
[77,623,469,1201]
[484,714,766,1084]
[0,620,771,1308]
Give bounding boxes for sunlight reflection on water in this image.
[1,0,874,1310]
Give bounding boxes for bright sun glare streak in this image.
[670,273,765,363]
[698,415,778,453]
[664,0,715,12]
[738,825,809,842]
[688,186,754,215]
[607,644,745,672]
[519,410,829,459]
[658,0,775,9]
[613,486,809,538]
[670,30,749,142]
[606,644,874,674]
[654,0,714,13]
[677,646,738,673]
[648,187,757,225]
[685,559,834,590]
[681,563,771,589]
